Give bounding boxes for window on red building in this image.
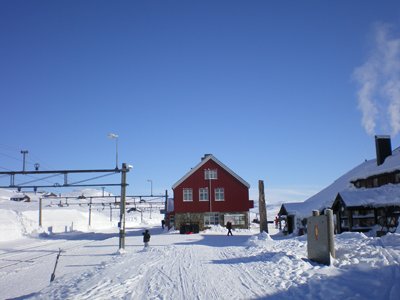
[199,188,208,201]
[215,188,224,201]
[204,169,218,180]
[183,188,193,202]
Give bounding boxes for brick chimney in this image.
[375,135,392,166]
[201,154,212,161]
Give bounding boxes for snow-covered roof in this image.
[278,202,308,216]
[281,146,400,218]
[171,154,250,189]
[10,194,30,199]
[336,184,400,208]
[349,147,400,181]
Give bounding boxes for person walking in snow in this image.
[161,219,165,229]
[226,221,233,236]
[142,229,151,248]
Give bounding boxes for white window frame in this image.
[215,188,224,201]
[224,214,246,226]
[204,213,220,226]
[199,187,209,201]
[204,169,218,180]
[183,188,193,202]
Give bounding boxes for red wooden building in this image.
[170,154,253,231]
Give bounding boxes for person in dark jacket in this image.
[226,221,233,236]
[142,229,151,248]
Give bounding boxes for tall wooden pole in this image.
[258,180,269,233]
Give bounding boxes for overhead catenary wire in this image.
[67,172,116,186]
[18,174,63,186]
[0,145,87,188]
[0,143,122,193]
[0,165,59,186]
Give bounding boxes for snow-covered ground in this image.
[0,189,399,299]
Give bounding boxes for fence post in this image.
[325,209,336,259]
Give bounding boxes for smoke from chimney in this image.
[353,23,400,137]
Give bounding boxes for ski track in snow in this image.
[2,230,399,300]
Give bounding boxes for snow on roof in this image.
[282,146,400,218]
[171,154,250,189]
[337,184,400,208]
[279,202,308,216]
[10,194,30,199]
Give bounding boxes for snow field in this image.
[0,191,399,299]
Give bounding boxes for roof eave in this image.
[172,155,250,189]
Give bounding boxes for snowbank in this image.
[0,209,26,241]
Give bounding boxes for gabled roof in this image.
[279,146,400,218]
[278,202,307,216]
[350,147,400,181]
[172,154,250,189]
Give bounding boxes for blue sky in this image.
[1,1,400,202]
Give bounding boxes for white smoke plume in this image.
[353,23,400,136]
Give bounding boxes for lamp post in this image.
[147,179,153,196]
[108,133,119,169]
[21,150,28,172]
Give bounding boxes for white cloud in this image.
[353,23,400,136]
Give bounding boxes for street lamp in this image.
[108,133,119,169]
[147,179,153,196]
[21,150,28,172]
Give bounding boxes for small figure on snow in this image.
[142,229,151,248]
[275,216,279,229]
[161,219,166,229]
[226,221,233,236]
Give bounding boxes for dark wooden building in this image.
[10,194,31,202]
[332,186,400,235]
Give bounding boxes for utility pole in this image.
[39,197,42,227]
[119,163,128,250]
[164,189,168,223]
[147,179,153,196]
[21,150,28,172]
[258,180,268,233]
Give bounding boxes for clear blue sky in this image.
[1,1,400,202]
